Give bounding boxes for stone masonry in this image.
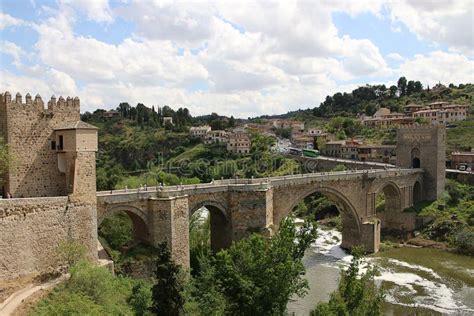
[0,92,445,280]
[0,92,98,281]
[97,126,445,266]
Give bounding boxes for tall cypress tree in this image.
[151,243,185,316]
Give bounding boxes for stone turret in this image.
[396,126,446,200]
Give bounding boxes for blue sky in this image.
[1,0,473,117]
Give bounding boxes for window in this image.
[58,135,64,150]
[51,140,56,150]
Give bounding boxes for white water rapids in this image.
[287,228,474,315]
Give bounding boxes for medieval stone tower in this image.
[0,91,98,281]
[396,126,446,201]
[0,92,97,198]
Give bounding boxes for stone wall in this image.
[0,197,97,280]
[396,126,446,200]
[0,92,80,198]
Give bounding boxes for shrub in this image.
[453,228,474,255]
[56,239,87,269]
[31,261,142,315]
[311,248,384,316]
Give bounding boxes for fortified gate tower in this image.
[396,126,446,201]
[0,92,99,281]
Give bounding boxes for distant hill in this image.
[251,79,474,125]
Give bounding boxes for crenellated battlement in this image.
[1,91,80,114]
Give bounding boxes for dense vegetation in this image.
[407,179,474,255]
[31,260,152,315]
[82,104,301,190]
[186,216,318,315]
[35,216,320,315]
[254,80,474,123]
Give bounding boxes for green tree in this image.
[128,282,152,316]
[311,249,384,316]
[388,85,398,98]
[151,243,185,316]
[56,239,87,270]
[98,212,133,250]
[185,254,227,315]
[397,76,407,97]
[210,217,317,315]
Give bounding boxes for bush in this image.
[453,228,474,255]
[128,282,153,316]
[311,249,384,316]
[56,239,87,270]
[31,261,147,315]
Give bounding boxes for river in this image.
[287,228,474,315]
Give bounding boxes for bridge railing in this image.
[97,168,423,197]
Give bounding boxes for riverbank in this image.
[287,227,474,315]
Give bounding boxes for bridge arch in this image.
[189,200,231,252]
[98,205,150,243]
[375,181,402,214]
[281,186,362,250]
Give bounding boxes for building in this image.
[323,140,346,158]
[412,105,468,126]
[272,119,304,133]
[451,150,474,170]
[0,91,99,280]
[0,93,98,198]
[163,116,173,125]
[189,125,211,138]
[403,103,424,115]
[357,145,396,163]
[227,132,251,154]
[293,135,314,149]
[245,121,274,134]
[341,140,362,160]
[322,138,395,163]
[362,108,415,128]
[307,128,324,136]
[204,130,228,144]
[102,110,120,118]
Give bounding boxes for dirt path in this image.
[0,276,66,315]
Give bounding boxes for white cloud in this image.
[118,1,215,46]
[0,41,25,67]
[0,13,24,30]
[389,0,474,54]
[341,37,391,77]
[62,0,114,23]
[33,13,208,86]
[1,0,473,118]
[398,51,474,86]
[387,53,405,61]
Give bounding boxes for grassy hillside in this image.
[447,118,474,154]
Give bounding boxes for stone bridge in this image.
[97,126,445,267]
[97,168,424,266]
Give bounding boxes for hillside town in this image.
[187,101,470,168]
